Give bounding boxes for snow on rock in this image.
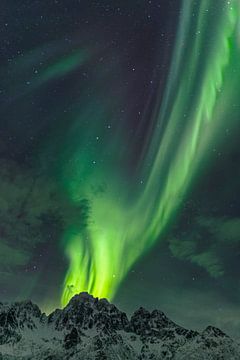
[0,293,239,359]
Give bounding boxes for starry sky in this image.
[1,0,240,337]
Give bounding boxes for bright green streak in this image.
[61,0,239,306]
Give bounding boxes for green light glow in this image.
[38,50,90,84]
[60,0,240,306]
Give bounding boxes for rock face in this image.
[0,293,239,359]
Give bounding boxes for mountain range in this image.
[0,292,239,359]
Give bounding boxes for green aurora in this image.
[2,0,239,310]
[59,1,240,306]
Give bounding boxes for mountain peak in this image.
[203,325,229,338]
[67,292,96,305]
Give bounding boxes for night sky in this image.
[1,0,240,337]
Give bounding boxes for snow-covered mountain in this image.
[0,292,239,359]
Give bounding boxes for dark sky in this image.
[0,0,240,337]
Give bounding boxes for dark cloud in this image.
[169,237,224,278]
[198,217,240,244]
[0,159,89,275]
[168,216,240,279]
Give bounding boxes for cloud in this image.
[0,242,30,267]
[0,159,89,273]
[198,217,240,244]
[168,237,224,278]
[168,215,240,278]
[191,252,224,278]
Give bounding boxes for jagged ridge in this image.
[0,293,239,359]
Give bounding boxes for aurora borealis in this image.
[1,0,240,335]
[61,0,240,305]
